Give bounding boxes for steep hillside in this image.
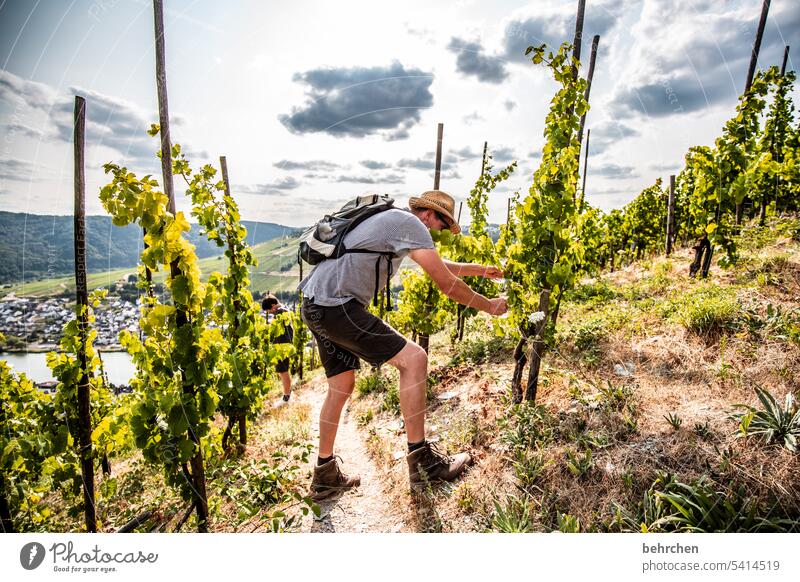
[0,211,300,284]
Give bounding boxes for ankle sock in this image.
[408,439,426,453]
[317,455,334,466]
[282,394,290,402]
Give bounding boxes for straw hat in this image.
[409,190,461,234]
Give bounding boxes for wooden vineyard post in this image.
[73,95,97,533]
[767,45,790,221]
[744,0,771,95]
[571,0,586,81]
[457,201,463,223]
[780,45,789,76]
[418,122,444,353]
[666,174,676,256]
[575,34,599,201]
[153,0,208,532]
[525,289,551,402]
[433,122,444,190]
[219,156,247,447]
[737,0,771,225]
[580,128,590,207]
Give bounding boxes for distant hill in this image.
[0,211,301,284]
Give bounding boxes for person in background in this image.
[262,294,294,407]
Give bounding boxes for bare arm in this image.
[441,259,504,279]
[410,249,507,315]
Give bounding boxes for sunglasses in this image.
[433,210,449,227]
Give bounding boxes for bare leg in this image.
[387,342,428,444]
[318,369,356,458]
[279,371,291,397]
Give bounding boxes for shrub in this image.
[556,513,581,533]
[355,370,392,397]
[511,450,549,492]
[610,473,794,532]
[565,448,593,479]
[732,387,800,452]
[380,383,400,415]
[450,334,516,366]
[596,381,635,413]
[224,443,318,528]
[566,280,619,304]
[499,402,556,454]
[664,412,683,430]
[741,303,800,346]
[490,495,535,533]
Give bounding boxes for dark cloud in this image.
[270,176,301,190]
[491,146,516,163]
[503,99,517,112]
[591,163,639,180]
[237,176,301,196]
[385,126,412,141]
[502,1,621,63]
[3,122,44,140]
[278,62,434,139]
[447,37,509,84]
[451,146,482,160]
[0,71,191,165]
[588,120,640,154]
[0,158,39,182]
[398,152,456,171]
[273,159,341,171]
[336,173,405,184]
[610,71,734,118]
[610,0,800,117]
[360,160,392,170]
[397,158,434,170]
[56,88,161,163]
[0,70,54,110]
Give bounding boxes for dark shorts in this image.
[301,298,407,378]
[274,357,290,374]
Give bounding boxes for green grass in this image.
[661,282,740,335]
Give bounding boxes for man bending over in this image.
[299,190,507,500]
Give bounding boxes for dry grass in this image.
[354,225,800,532]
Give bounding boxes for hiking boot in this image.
[309,457,361,501]
[406,441,471,489]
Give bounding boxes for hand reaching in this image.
[482,265,504,279]
[485,297,508,316]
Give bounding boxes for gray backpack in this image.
[297,194,396,310]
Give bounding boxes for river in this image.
[0,351,136,385]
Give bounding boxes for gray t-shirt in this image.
[298,208,434,307]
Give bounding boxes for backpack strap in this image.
[384,254,394,312]
[343,249,396,311]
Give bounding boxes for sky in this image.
[1,0,798,228]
